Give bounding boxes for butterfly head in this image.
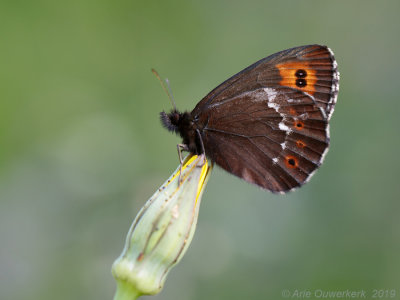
[161,110,202,154]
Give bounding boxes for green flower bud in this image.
[112,154,213,300]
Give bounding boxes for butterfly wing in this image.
[192,44,339,120]
[192,45,339,193]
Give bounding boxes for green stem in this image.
[113,281,142,300]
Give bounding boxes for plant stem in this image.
[113,281,142,300]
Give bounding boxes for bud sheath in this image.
[112,154,212,299]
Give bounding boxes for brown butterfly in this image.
[160,45,339,193]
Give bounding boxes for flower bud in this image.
[112,154,212,299]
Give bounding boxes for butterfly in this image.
[160,45,339,193]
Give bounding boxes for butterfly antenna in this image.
[151,68,177,111]
[165,78,176,108]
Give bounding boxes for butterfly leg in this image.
[177,143,189,185]
[177,143,189,164]
[195,129,206,167]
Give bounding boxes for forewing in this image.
[192,44,339,121]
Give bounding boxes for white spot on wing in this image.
[268,102,279,110]
[272,157,278,164]
[279,122,292,134]
[298,113,309,120]
[280,142,286,149]
[263,88,281,113]
[263,88,277,102]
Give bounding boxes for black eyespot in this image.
[293,120,304,130]
[295,69,307,78]
[296,78,307,87]
[285,155,298,169]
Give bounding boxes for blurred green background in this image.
[1,1,400,299]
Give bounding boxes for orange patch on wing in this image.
[285,155,298,169]
[296,140,306,148]
[289,108,297,115]
[276,62,317,95]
